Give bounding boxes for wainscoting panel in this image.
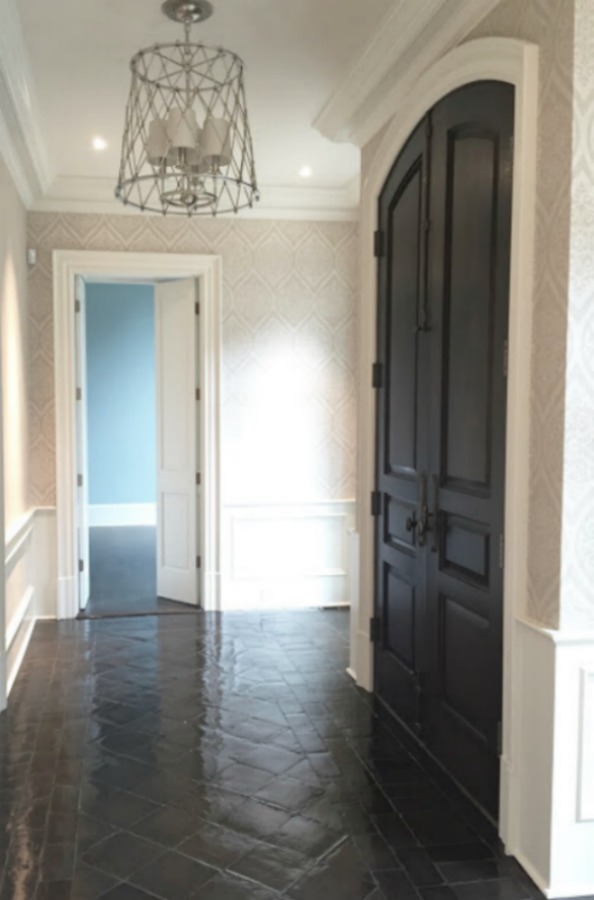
[4,507,57,698]
[511,620,594,898]
[221,501,356,610]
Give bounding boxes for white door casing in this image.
[354,35,538,867]
[155,278,199,606]
[74,275,90,609]
[53,250,222,617]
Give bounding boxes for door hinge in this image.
[371,491,381,517]
[424,218,431,233]
[503,338,509,378]
[75,387,82,402]
[499,534,504,569]
[374,230,385,259]
[77,473,83,488]
[196,472,201,486]
[196,555,201,569]
[78,559,84,574]
[75,299,81,314]
[195,387,201,402]
[372,362,384,389]
[369,616,381,643]
[195,301,200,315]
[497,721,503,756]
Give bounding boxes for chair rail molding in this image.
[53,250,223,618]
[354,33,542,887]
[0,0,51,205]
[313,0,501,147]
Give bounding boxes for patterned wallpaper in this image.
[469,0,575,628]
[26,214,358,509]
[0,153,29,530]
[559,0,594,630]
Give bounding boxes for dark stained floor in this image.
[0,610,558,900]
[83,527,195,618]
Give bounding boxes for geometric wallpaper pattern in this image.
[26,214,358,510]
[469,0,577,628]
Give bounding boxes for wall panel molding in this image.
[221,500,355,610]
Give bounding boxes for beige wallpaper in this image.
[470,0,574,631]
[559,0,594,630]
[0,155,30,530]
[26,214,358,509]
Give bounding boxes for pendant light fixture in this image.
[115,0,259,216]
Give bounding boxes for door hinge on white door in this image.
[75,299,81,314]
[77,474,83,488]
[78,559,84,574]
[195,301,200,315]
[196,555,201,569]
[499,534,504,569]
[75,387,82,402]
[196,473,201,486]
[195,388,201,402]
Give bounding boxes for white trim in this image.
[0,0,51,204]
[33,177,360,222]
[5,585,33,651]
[88,503,157,528]
[355,33,538,865]
[5,508,35,572]
[314,0,500,147]
[6,616,35,696]
[53,250,222,617]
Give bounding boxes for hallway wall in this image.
[1,154,30,529]
[26,214,358,607]
[0,154,48,704]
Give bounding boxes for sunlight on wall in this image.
[222,322,352,504]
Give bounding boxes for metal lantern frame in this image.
[116,2,259,216]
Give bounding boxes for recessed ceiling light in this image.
[92,136,108,151]
[299,165,312,179]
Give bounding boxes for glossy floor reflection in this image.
[0,611,559,900]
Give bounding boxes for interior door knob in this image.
[406,515,417,533]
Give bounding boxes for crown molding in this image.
[314,0,501,148]
[30,176,360,221]
[0,0,52,205]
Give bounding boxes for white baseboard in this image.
[88,503,157,527]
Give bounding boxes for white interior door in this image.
[155,279,200,605]
[74,275,90,609]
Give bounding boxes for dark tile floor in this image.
[84,527,195,618]
[0,610,559,900]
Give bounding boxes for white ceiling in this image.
[17,0,393,200]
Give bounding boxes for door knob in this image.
[406,514,417,533]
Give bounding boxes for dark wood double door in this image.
[374,82,514,817]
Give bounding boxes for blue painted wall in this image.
[85,283,156,505]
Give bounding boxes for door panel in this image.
[375,82,514,818]
[426,83,514,815]
[375,120,429,732]
[155,278,200,605]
